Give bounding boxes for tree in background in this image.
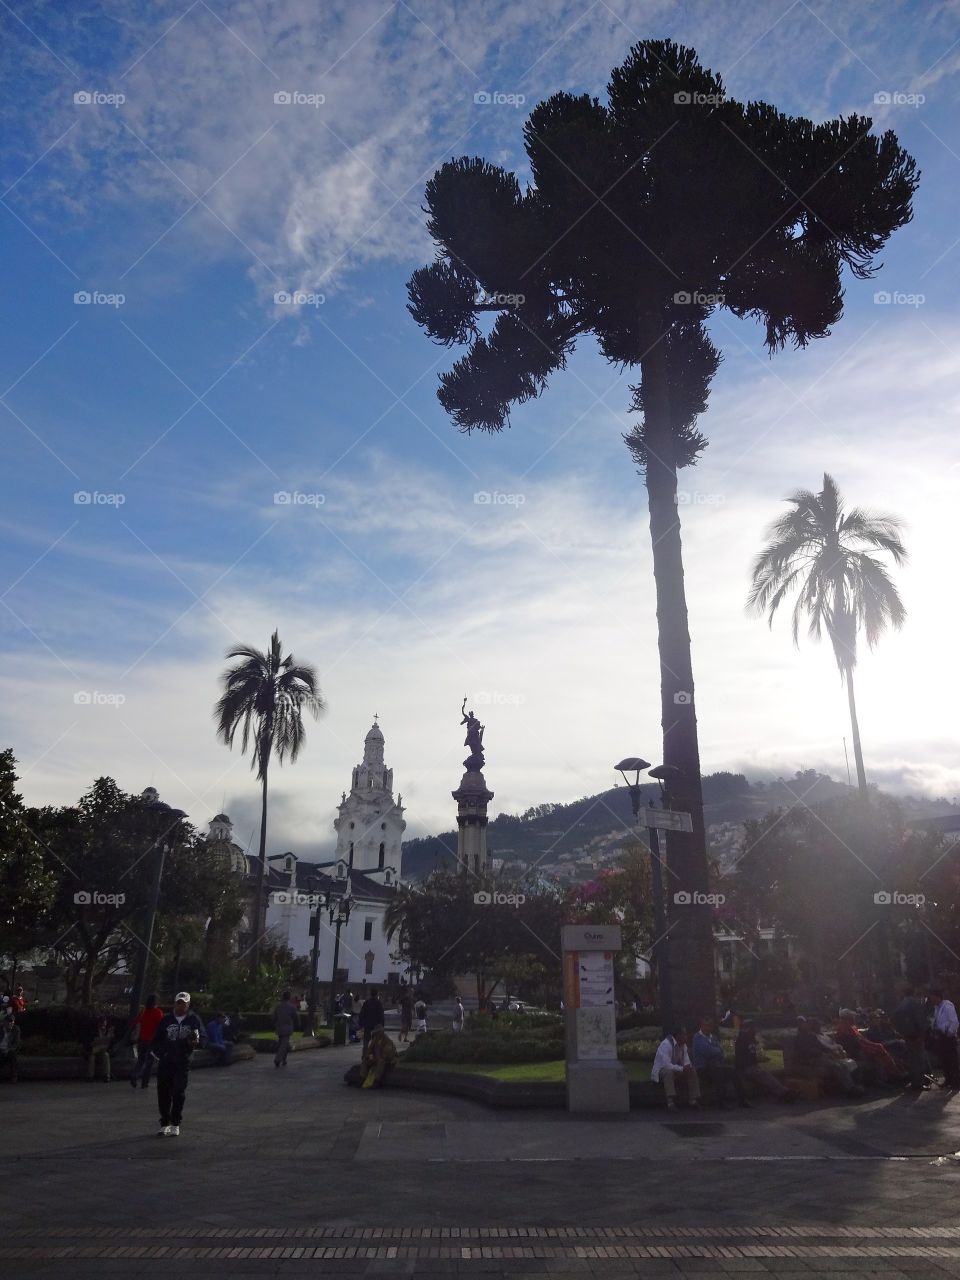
[214,631,325,976]
[728,793,945,1008]
[0,749,57,984]
[385,870,565,1010]
[407,39,918,1026]
[749,473,907,796]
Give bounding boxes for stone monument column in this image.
[453,698,494,875]
[453,769,494,875]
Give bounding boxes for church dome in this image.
[365,721,384,742]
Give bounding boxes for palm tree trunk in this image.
[249,764,270,977]
[640,324,716,1030]
[845,669,868,797]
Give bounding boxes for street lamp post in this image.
[306,878,325,1036]
[328,885,353,1027]
[615,758,677,1033]
[128,792,186,1021]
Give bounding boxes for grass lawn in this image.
[398,1059,652,1083]
[398,1048,784,1082]
[248,1030,332,1043]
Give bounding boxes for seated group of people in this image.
[652,1018,799,1110]
[654,991,960,1108]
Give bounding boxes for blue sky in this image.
[1,0,958,855]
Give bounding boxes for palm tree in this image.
[405,39,917,1026]
[748,473,907,796]
[214,631,325,975]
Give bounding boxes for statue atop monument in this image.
[460,696,486,772]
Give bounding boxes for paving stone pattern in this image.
[5,1042,960,1277]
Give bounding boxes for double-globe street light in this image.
[615,758,684,1034]
[305,877,353,1032]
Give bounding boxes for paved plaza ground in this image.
[4,1041,960,1279]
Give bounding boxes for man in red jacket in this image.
[130,994,164,1089]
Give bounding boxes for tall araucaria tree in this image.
[406,39,918,1025]
[215,632,325,976]
[748,472,907,797]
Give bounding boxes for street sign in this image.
[561,924,622,952]
[641,808,693,833]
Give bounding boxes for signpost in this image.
[561,924,629,1112]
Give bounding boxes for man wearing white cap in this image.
[150,992,206,1136]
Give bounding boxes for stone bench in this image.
[10,1042,255,1082]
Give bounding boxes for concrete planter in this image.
[251,1035,331,1054]
[12,1042,256,1082]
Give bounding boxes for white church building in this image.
[260,719,407,989]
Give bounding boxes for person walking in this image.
[414,997,428,1035]
[130,994,164,1089]
[398,991,413,1043]
[358,988,385,1054]
[151,993,205,1136]
[930,989,960,1090]
[452,997,465,1032]
[892,987,931,1091]
[273,990,298,1067]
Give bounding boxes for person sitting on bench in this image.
[652,1028,700,1111]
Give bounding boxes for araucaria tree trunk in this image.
[641,328,716,1030]
[845,669,868,797]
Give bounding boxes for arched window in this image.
[378,842,385,869]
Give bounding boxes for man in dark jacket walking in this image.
[359,988,385,1053]
[273,990,299,1067]
[892,987,931,1091]
[151,992,206,1136]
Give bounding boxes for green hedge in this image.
[404,1030,565,1064]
